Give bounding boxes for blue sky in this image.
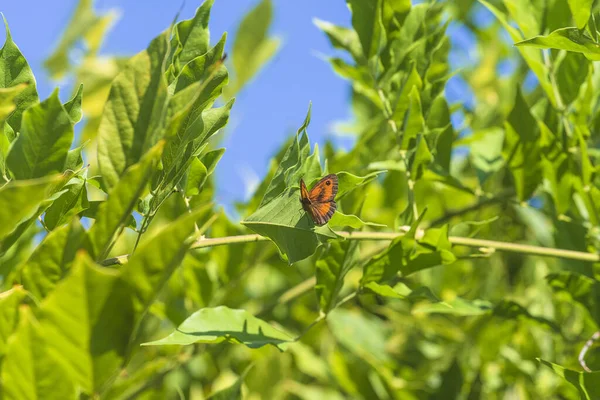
[1,0,486,214]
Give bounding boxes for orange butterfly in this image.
[299,174,338,225]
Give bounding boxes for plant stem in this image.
[101,230,600,266]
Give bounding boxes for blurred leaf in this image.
[516,28,600,61]
[17,219,85,300]
[363,281,442,303]
[87,141,164,260]
[327,308,391,365]
[6,89,74,179]
[0,176,59,244]
[206,366,251,400]
[0,17,39,138]
[430,359,462,400]
[0,286,26,357]
[556,52,589,106]
[346,0,385,59]
[228,0,280,95]
[567,0,594,29]
[315,240,360,313]
[1,306,77,399]
[313,19,363,62]
[539,359,600,398]
[43,0,117,79]
[142,306,293,351]
[503,88,542,201]
[547,272,600,325]
[97,30,169,190]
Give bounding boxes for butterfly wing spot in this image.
[299,174,338,225]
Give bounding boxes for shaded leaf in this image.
[315,240,360,313]
[539,359,600,399]
[44,176,89,230]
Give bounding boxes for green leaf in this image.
[185,157,208,197]
[362,281,442,303]
[361,224,455,284]
[412,296,491,316]
[6,89,74,179]
[315,240,360,313]
[0,16,39,138]
[327,308,392,365]
[87,141,164,260]
[479,0,556,105]
[399,86,425,149]
[346,0,385,59]
[63,83,83,123]
[0,83,28,123]
[97,30,170,190]
[242,187,337,264]
[207,366,252,400]
[546,271,600,325]
[17,219,84,300]
[1,306,77,399]
[171,0,214,71]
[36,253,135,394]
[539,359,600,399]
[0,176,60,244]
[0,285,26,357]
[503,88,542,201]
[313,19,363,62]
[328,211,386,229]
[44,176,89,230]
[142,306,293,351]
[567,0,594,29]
[556,52,589,106]
[43,0,117,79]
[228,0,280,95]
[515,27,600,61]
[120,205,210,315]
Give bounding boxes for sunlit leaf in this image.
[142,306,293,351]
[539,359,600,398]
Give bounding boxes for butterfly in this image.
[299,174,338,225]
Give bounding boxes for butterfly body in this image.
[299,174,338,225]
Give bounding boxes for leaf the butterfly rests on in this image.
[299,173,338,225]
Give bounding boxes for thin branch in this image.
[99,229,600,266]
[579,330,600,373]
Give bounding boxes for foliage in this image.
[2,0,600,398]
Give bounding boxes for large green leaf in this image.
[17,219,84,300]
[539,359,600,399]
[36,253,135,394]
[1,307,76,400]
[228,0,280,95]
[6,89,74,179]
[142,306,293,350]
[515,28,600,61]
[97,30,170,190]
[87,142,164,260]
[0,176,59,244]
[0,17,39,139]
[315,240,360,313]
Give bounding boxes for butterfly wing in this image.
[307,174,338,203]
[306,174,338,225]
[300,178,310,201]
[309,200,337,225]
